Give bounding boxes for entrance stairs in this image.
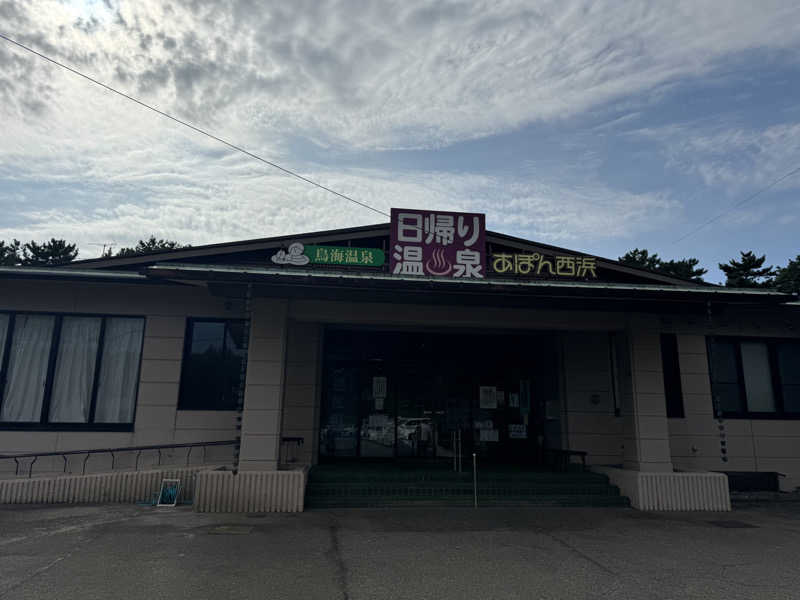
[305,462,630,508]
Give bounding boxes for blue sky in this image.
[1,1,799,282]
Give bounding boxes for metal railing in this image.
[0,440,237,478]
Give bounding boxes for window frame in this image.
[177,317,247,411]
[0,310,145,431]
[707,335,799,420]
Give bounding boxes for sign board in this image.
[271,242,384,267]
[157,479,180,507]
[390,208,486,278]
[491,253,597,278]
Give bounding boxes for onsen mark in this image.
[426,247,452,276]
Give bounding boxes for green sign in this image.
[304,245,385,267]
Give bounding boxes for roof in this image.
[63,222,702,287]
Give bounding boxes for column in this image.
[621,316,673,472]
[238,298,288,471]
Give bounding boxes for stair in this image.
[305,463,630,508]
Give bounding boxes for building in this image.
[1,209,798,511]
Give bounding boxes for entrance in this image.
[319,329,561,464]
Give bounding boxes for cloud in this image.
[3,1,800,150]
[634,121,800,193]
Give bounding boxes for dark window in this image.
[178,319,246,410]
[0,312,144,430]
[660,333,684,418]
[708,337,800,418]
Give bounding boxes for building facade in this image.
[1,212,798,510]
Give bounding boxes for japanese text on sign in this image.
[390,208,486,278]
[491,253,597,278]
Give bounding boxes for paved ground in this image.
[1,503,799,599]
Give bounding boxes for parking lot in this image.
[1,503,799,599]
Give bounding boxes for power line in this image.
[0,32,391,221]
[672,165,800,244]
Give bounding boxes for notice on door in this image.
[479,386,497,409]
[372,377,387,399]
[509,424,527,439]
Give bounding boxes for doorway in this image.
[319,328,561,464]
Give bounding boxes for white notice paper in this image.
[479,386,497,409]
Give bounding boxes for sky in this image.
[1,1,799,283]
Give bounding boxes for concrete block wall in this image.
[561,332,623,465]
[280,321,322,466]
[0,280,241,477]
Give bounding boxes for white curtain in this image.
[48,317,102,423]
[94,318,144,423]
[0,315,55,422]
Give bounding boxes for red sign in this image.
[389,208,486,278]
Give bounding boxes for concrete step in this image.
[305,494,631,509]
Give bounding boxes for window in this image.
[178,319,246,410]
[0,312,145,430]
[660,333,684,418]
[707,336,800,418]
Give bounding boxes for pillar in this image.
[238,298,288,471]
[621,316,673,472]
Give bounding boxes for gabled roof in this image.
[64,222,701,286]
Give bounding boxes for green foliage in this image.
[0,239,79,266]
[719,251,775,288]
[618,248,707,282]
[0,239,22,266]
[21,239,79,265]
[114,236,189,257]
[774,255,800,294]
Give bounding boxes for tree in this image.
[618,248,662,272]
[21,239,79,266]
[619,248,707,283]
[114,236,189,257]
[658,257,708,282]
[719,251,775,288]
[774,255,800,295]
[0,239,22,266]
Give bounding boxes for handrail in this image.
[0,440,237,478]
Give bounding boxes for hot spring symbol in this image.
[426,247,452,276]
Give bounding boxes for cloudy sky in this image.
[1,0,799,281]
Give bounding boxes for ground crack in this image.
[326,521,350,600]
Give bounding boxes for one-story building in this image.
[1,209,798,511]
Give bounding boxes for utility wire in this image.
[672,165,800,244]
[0,32,391,220]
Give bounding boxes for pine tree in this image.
[619,249,707,282]
[21,239,79,266]
[0,239,22,266]
[719,251,775,288]
[115,236,189,257]
[774,255,800,294]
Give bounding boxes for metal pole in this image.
[458,429,462,473]
[472,452,477,508]
[452,432,457,472]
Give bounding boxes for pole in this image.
[472,452,477,508]
[452,432,457,472]
[458,429,462,473]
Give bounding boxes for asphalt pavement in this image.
[1,502,799,599]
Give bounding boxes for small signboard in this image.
[271,242,385,267]
[157,479,180,507]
